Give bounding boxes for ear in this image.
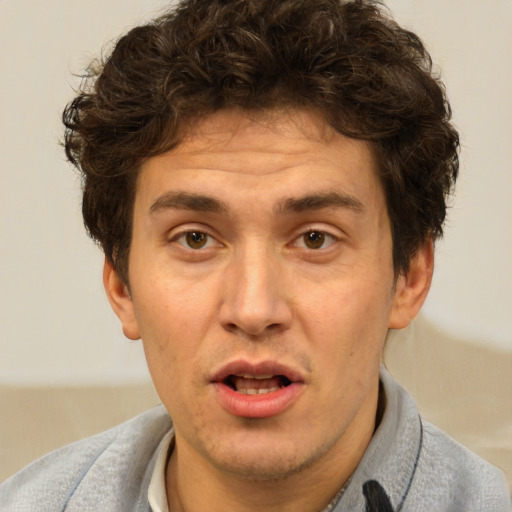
[388,238,434,329]
[103,258,141,340]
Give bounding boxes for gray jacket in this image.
[1,369,510,511]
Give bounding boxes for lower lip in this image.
[213,382,303,418]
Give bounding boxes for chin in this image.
[212,455,312,482]
[202,431,339,482]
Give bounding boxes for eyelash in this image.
[291,230,338,250]
[170,228,339,252]
[172,230,220,250]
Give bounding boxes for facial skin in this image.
[105,109,432,511]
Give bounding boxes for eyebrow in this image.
[148,190,364,217]
[149,192,229,216]
[278,192,364,214]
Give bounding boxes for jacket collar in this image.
[333,367,423,511]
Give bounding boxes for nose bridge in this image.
[220,240,291,336]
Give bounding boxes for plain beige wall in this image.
[1,0,511,386]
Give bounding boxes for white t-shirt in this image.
[148,429,173,512]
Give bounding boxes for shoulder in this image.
[406,418,511,511]
[372,369,510,511]
[0,406,172,512]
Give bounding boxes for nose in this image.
[218,246,293,337]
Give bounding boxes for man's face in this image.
[114,109,406,480]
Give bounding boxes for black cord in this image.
[363,480,394,512]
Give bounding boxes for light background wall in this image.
[1,0,511,386]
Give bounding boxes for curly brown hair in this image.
[63,0,459,284]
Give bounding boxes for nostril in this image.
[222,323,239,334]
[218,287,293,337]
[220,321,284,337]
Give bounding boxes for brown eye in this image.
[185,231,208,249]
[303,231,325,249]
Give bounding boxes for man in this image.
[1,0,509,510]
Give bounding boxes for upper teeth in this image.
[239,387,280,395]
[236,374,274,379]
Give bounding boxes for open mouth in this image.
[223,374,293,395]
[212,362,304,417]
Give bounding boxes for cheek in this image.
[134,271,215,336]
[299,277,392,360]
[131,281,211,386]
[136,298,201,417]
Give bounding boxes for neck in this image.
[167,455,351,512]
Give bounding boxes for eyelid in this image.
[289,226,342,250]
[167,225,222,249]
[176,232,217,249]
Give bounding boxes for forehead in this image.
[135,108,383,214]
[134,110,388,229]
[180,108,336,154]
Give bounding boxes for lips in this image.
[210,360,304,418]
[224,374,291,395]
